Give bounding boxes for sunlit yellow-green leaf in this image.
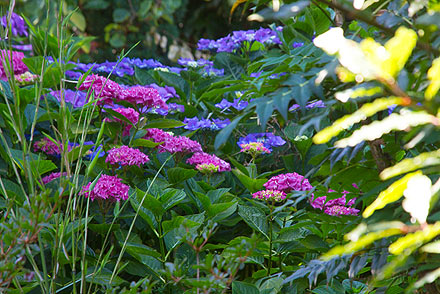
[313,97,409,144]
[389,222,440,255]
[425,57,440,100]
[335,86,382,102]
[383,26,417,78]
[336,66,356,82]
[335,111,437,148]
[381,149,440,180]
[421,240,440,254]
[230,0,248,19]
[410,267,440,291]
[322,228,402,260]
[363,171,422,218]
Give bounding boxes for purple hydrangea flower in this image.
[289,100,326,112]
[1,12,28,37]
[215,98,249,111]
[49,89,87,108]
[238,133,286,151]
[183,117,230,131]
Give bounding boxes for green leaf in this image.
[214,52,245,79]
[159,189,186,210]
[130,196,158,230]
[124,242,161,259]
[113,8,131,23]
[232,281,260,294]
[144,119,185,129]
[209,202,238,221]
[167,167,197,184]
[232,169,266,193]
[214,113,246,149]
[132,138,161,148]
[136,188,165,218]
[238,205,268,239]
[105,108,135,125]
[157,71,189,100]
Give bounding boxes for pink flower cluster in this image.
[187,152,231,172]
[0,50,28,80]
[78,74,167,109]
[41,172,68,184]
[15,71,38,84]
[105,145,150,167]
[33,137,69,155]
[105,107,139,136]
[252,189,286,202]
[310,193,359,216]
[240,142,271,155]
[144,128,202,154]
[78,74,122,105]
[264,172,313,193]
[80,174,129,202]
[120,86,167,110]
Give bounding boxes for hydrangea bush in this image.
[2,1,440,293]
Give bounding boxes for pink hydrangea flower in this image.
[105,146,150,167]
[105,107,139,136]
[187,152,231,172]
[41,172,68,184]
[120,86,167,109]
[310,196,326,210]
[0,50,28,80]
[310,189,359,216]
[144,128,174,143]
[78,74,122,105]
[33,137,70,155]
[264,172,313,193]
[240,142,271,155]
[15,71,38,84]
[252,189,286,202]
[80,174,129,202]
[324,205,360,216]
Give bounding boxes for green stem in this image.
[268,216,273,276]
[158,218,166,265]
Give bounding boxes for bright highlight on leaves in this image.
[425,57,440,100]
[314,26,417,83]
[389,222,440,255]
[363,171,422,218]
[334,111,437,148]
[402,174,432,224]
[313,97,408,144]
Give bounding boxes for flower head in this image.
[80,174,129,202]
[183,117,230,131]
[252,190,286,202]
[78,74,122,105]
[264,173,313,193]
[106,146,150,167]
[49,89,87,108]
[237,133,285,151]
[240,142,271,155]
[33,137,65,155]
[0,50,28,80]
[41,172,68,184]
[105,107,139,136]
[120,86,167,110]
[1,12,28,37]
[196,163,220,174]
[144,128,202,154]
[187,152,231,172]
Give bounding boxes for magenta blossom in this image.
[33,137,71,156]
[144,128,174,143]
[106,146,150,167]
[80,174,129,202]
[310,188,359,217]
[240,142,271,155]
[78,74,123,105]
[41,172,68,184]
[105,107,139,136]
[0,50,28,80]
[120,86,167,110]
[144,129,202,154]
[252,190,286,202]
[187,152,231,172]
[264,172,313,193]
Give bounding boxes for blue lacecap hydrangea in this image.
[237,133,286,151]
[215,98,249,111]
[183,117,230,131]
[289,100,325,112]
[68,141,105,160]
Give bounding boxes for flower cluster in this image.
[105,146,150,167]
[197,27,282,53]
[33,137,66,156]
[289,100,325,112]
[264,172,313,193]
[67,141,105,160]
[105,107,139,136]
[237,133,286,152]
[240,142,271,155]
[80,174,129,202]
[177,58,224,76]
[195,163,219,174]
[41,172,68,184]
[144,128,203,154]
[310,193,359,216]
[49,89,87,108]
[252,190,286,202]
[15,71,37,85]
[0,50,28,80]
[78,74,122,105]
[187,152,231,172]
[1,12,28,37]
[215,98,249,111]
[183,117,230,131]
[120,86,168,110]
